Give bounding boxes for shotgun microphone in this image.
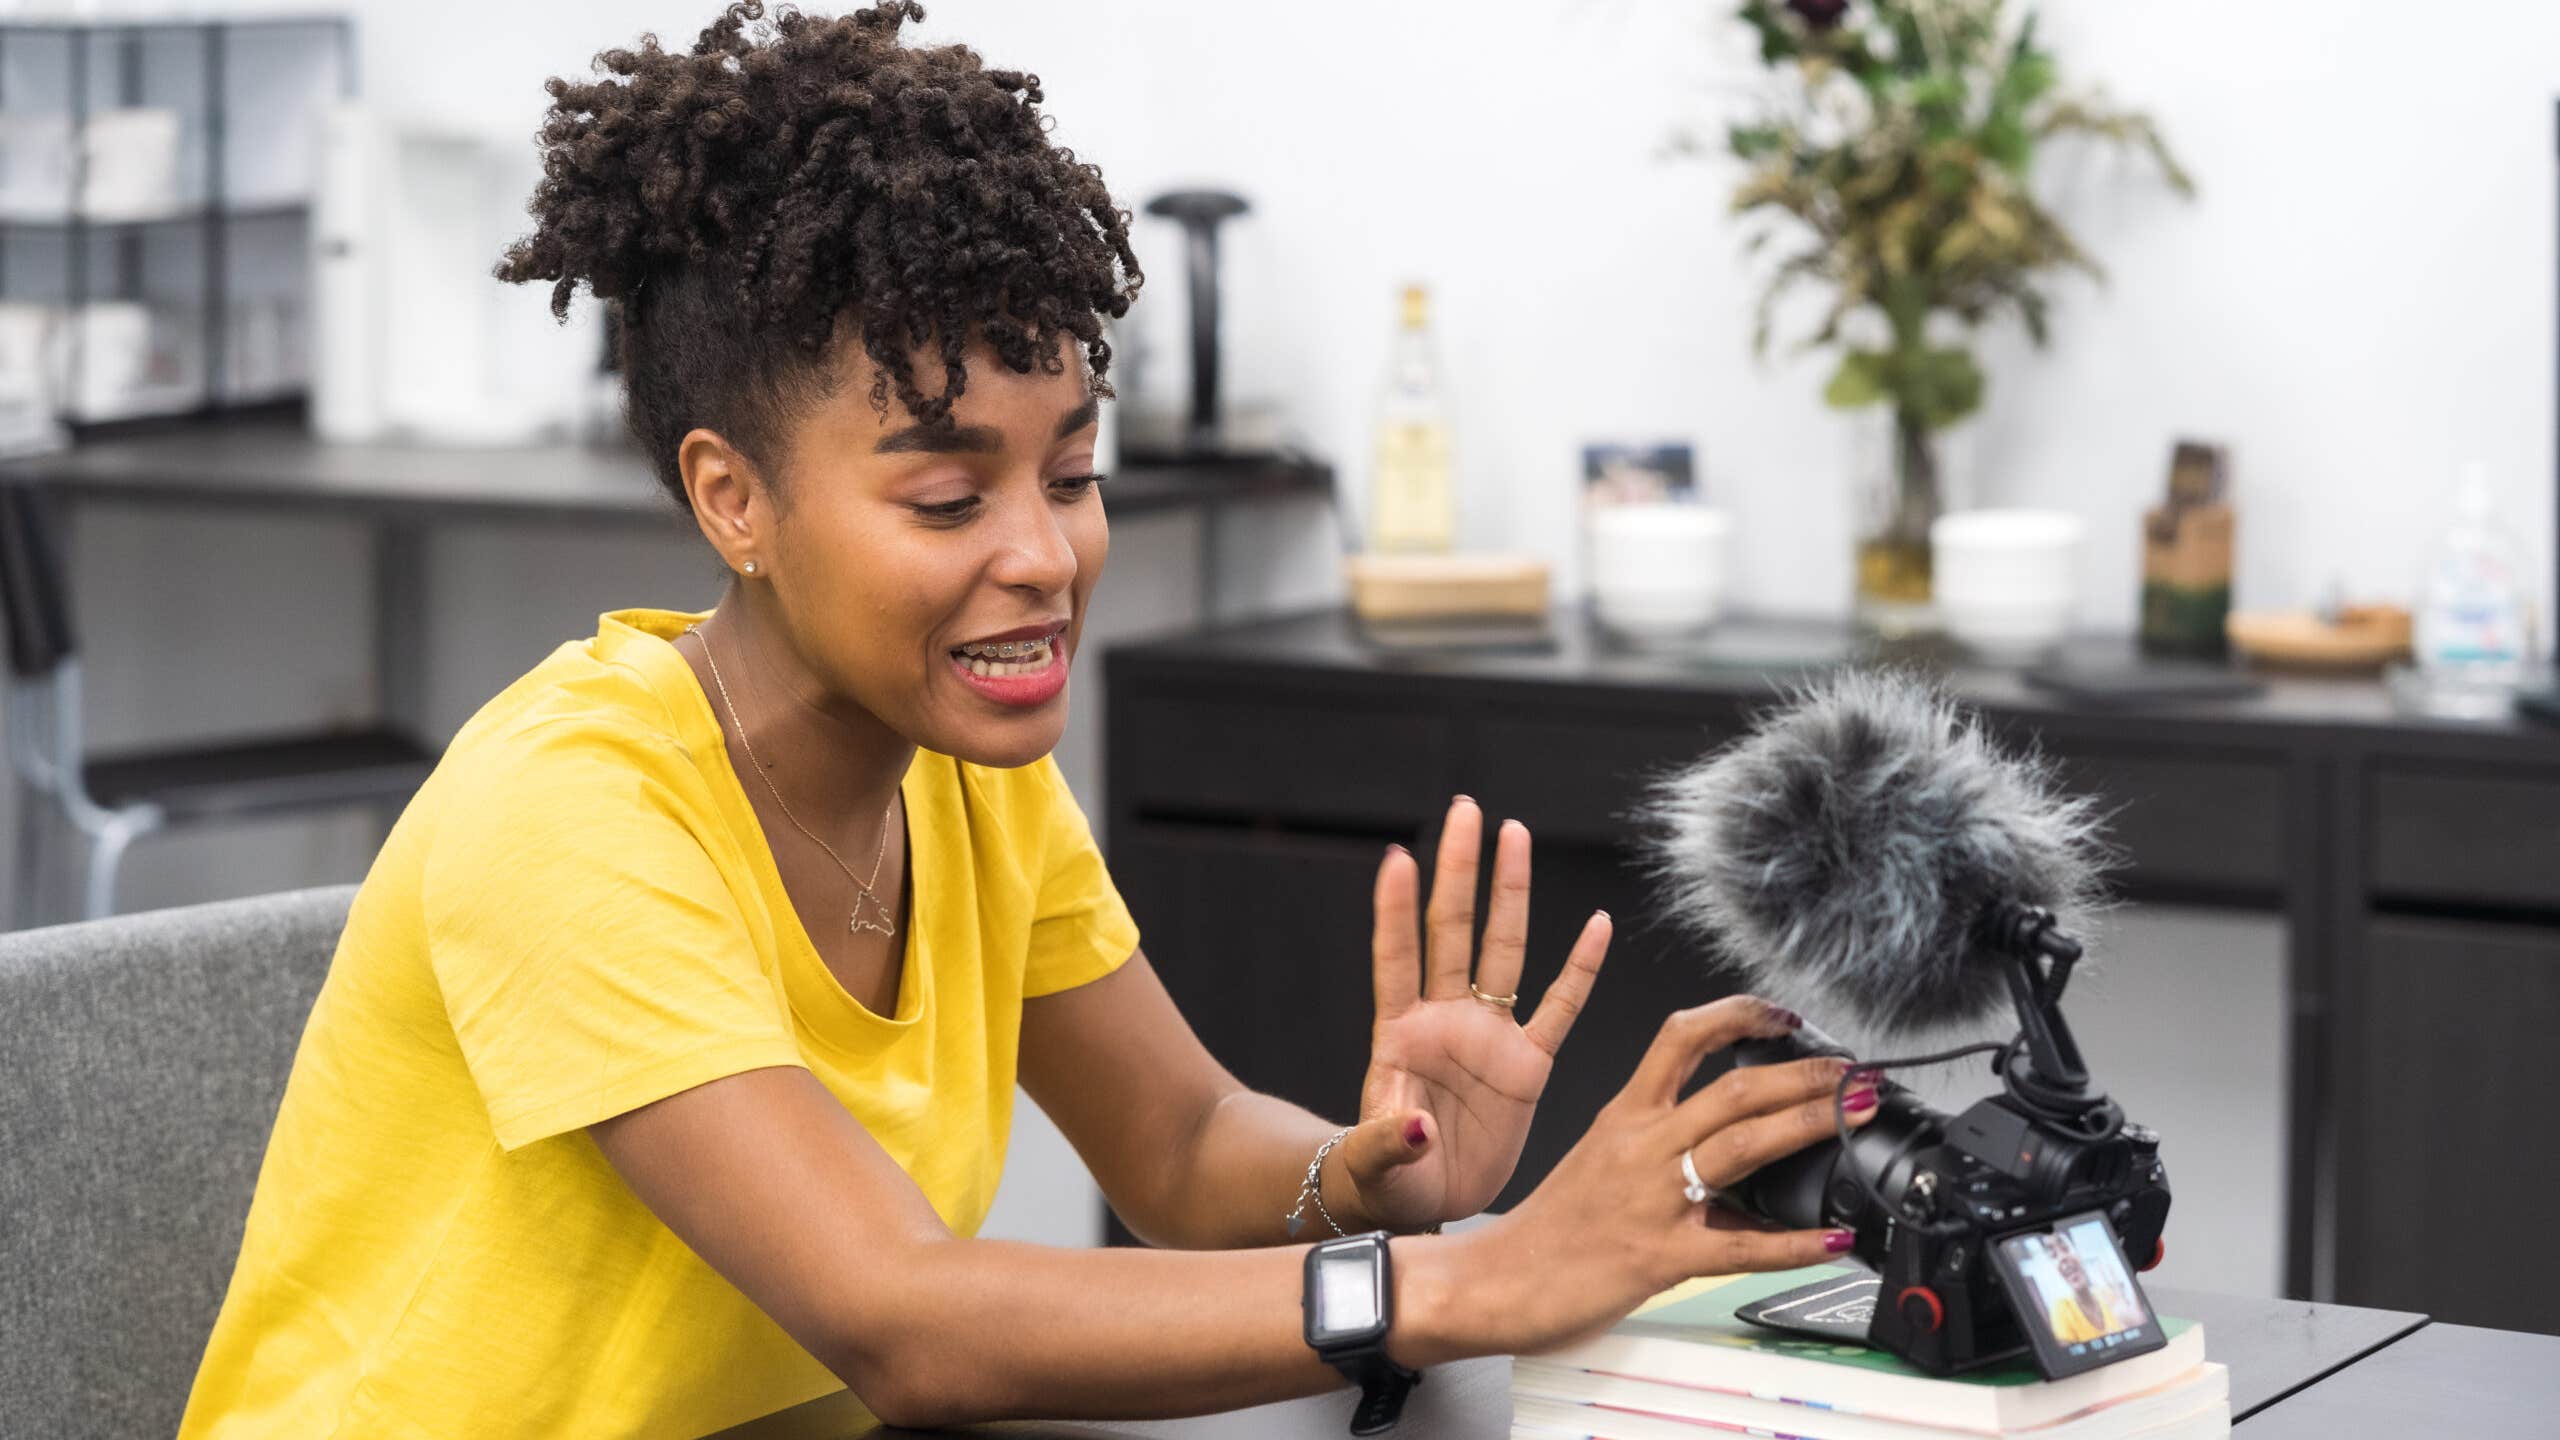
[1636,667,2112,1039]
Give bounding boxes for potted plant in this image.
[1719,0,2191,631]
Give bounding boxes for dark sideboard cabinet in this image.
[1102,609,2560,1335]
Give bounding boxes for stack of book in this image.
[1512,1267,2228,1440]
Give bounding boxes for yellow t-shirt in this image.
[177,607,1139,1439]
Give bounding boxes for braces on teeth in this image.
[957,637,1052,659]
[954,635,1058,677]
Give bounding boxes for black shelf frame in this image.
[0,14,354,439]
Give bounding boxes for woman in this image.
[178,5,1873,1435]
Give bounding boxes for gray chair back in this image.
[0,884,355,1440]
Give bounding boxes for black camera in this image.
[1721,902,2173,1379]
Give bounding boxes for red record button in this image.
[1897,1285,1945,1334]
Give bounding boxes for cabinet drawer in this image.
[1468,713,1730,849]
[1116,692,1447,828]
[2040,746,2286,895]
[2370,766,2560,911]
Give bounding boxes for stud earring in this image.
[742,560,760,576]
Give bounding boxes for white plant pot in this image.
[1933,508,2085,662]
[1588,504,1731,641]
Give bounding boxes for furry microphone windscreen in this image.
[1636,669,2113,1038]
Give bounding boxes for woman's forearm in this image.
[1138,1086,1408,1250]
[858,1228,1480,1428]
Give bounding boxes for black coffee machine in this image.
[1124,188,1288,465]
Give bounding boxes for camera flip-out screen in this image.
[1988,1210,2165,1379]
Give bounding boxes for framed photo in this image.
[1582,441,1697,508]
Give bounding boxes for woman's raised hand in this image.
[1332,797,1608,1232]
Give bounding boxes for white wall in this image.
[321,0,2560,632]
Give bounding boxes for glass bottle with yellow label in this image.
[1368,284,1456,553]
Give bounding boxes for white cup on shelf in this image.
[1932,508,2086,662]
[1587,503,1732,643]
[81,108,183,221]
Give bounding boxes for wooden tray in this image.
[2227,606,2412,671]
[1345,553,1550,621]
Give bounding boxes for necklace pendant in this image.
[849,887,897,937]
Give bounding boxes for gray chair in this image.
[0,883,354,1440]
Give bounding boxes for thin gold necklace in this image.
[688,625,899,938]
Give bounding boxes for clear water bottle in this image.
[2410,463,2536,718]
[1367,284,1455,553]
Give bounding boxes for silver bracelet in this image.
[1283,1127,1352,1239]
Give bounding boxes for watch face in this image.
[1305,1237,1391,1347]
[1317,1253,1382,1336]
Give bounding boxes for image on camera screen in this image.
[1997,1215,2153,1364]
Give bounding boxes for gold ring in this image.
[1469,982,1519,1010]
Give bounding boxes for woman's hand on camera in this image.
[1406,995,1878,1364]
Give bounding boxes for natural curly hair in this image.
[494,0,1142,510]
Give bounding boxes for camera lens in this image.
[1725,1086,1945,1232]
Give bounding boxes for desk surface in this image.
[2,417,1332,528]
[2237,1320,2560,1437]
[805,1286,2425,1439]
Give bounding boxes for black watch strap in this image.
[1328,1349,1422,1436]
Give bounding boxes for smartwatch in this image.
[1301,1231,1422,1435]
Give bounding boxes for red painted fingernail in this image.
[1405,1118,1427,1148]
[1780,1009,1804,1029]
[1824,1229,1855,1254]
[1844,1087,1878,1114]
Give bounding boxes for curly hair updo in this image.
[495,0,1143,510]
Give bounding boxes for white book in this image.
[1525,1268,2208,1435]
[1511,1362,2229,1440]
[1511,1391,2229,1440]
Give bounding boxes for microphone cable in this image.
[1832,1038,2011,1239]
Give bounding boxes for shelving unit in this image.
[0,13,353,437]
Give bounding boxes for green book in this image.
[1519,1266,2209,1436]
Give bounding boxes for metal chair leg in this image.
[80,809,157,922]
[11,783,54,929]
